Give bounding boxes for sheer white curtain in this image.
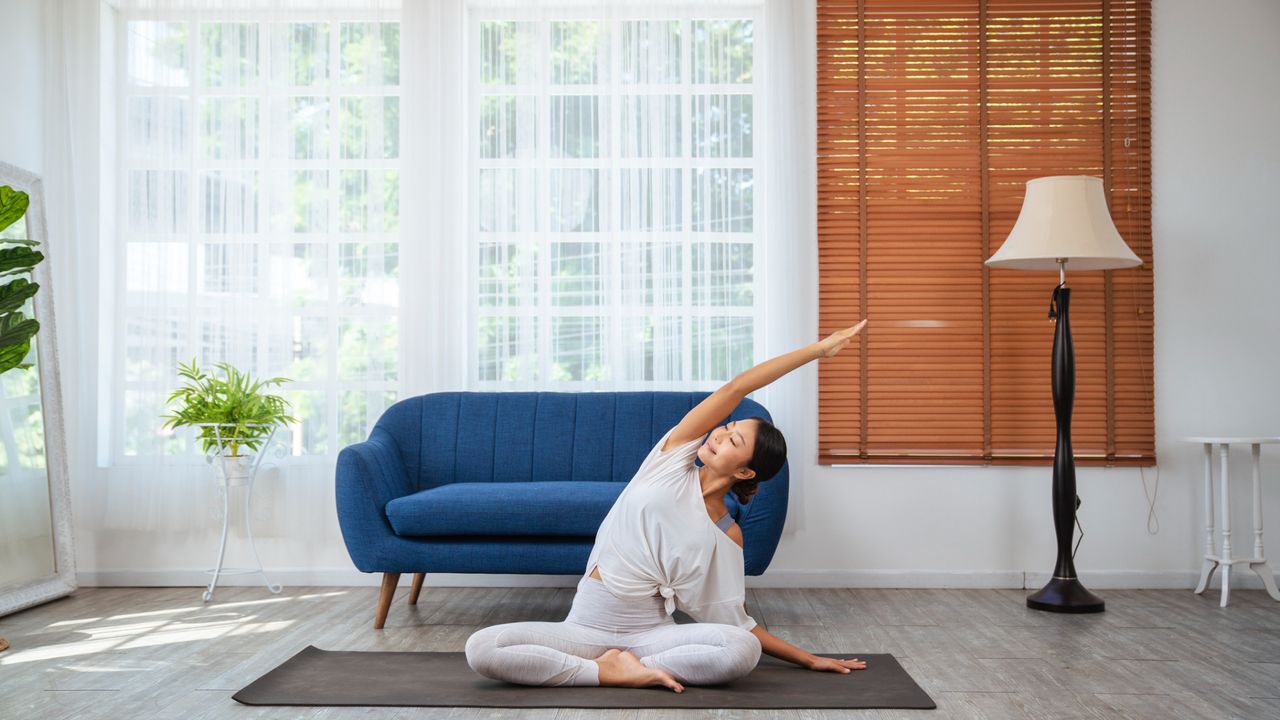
[50,0,404,559]
[463,0,765,392]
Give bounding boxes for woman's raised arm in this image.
[662,320,867,450]
[734,319,867,396]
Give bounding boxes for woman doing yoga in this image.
[465,320,870,692]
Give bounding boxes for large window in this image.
[110,2,768,463]
[117,13,401,460]
[470,9,763,387]
[816,0,1154,465]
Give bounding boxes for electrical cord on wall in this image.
[1072,466,1161,557]
[1073,498,1084,559]
[1140,464,1161,534]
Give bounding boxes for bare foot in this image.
[594,648,684,693]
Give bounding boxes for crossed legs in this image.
[464,619,761,689]
[628,622,762,685]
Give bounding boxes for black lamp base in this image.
[1029,285,1105,615]
[1027,576,1105,613]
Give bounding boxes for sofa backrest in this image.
[371,391,789,574]
[374,390,767,487]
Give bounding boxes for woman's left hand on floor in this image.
[804,655,868,673]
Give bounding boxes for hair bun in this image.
[731,479,760,505]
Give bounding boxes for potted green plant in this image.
[161,358,298,484]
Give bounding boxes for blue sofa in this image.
[335,390,790,628]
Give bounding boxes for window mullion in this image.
[681,18,693,387]
[537,20,552,386]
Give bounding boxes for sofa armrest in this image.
[335,428,413,572]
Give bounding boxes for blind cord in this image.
[1128,37,1159,536]
[1135,113,1160,536]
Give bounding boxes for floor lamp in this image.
[986,175,1141,613]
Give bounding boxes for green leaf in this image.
[0,308,37,374]
[0,246,44,275]
[0,339,28,375]
[0,309,38,340]
[0,278,38,315]
[0,186,30,235]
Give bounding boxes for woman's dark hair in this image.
[730,416,787,505]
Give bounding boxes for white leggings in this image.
[465,575,761,687]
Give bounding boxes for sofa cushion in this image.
[385,481,625,537]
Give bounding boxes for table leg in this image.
[1248,443,1280,602]
[1251,562,1280,601]
[1195,443,1219,595]
[1219,443,1233,608]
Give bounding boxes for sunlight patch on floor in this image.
[1,613,299,664]
[103,589,351,621]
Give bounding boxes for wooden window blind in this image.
[817,0,1153,466]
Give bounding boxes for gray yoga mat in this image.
[233,646,936,709]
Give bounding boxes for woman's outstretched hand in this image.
[817,319,868,358]
[805,655,868,673]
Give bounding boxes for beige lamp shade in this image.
[985,175,1141,271]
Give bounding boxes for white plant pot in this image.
[217,455,255,487]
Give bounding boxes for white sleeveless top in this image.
[584,427,758,631]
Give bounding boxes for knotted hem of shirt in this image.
[658,585,677,615]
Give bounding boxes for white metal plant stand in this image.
[1185,436,1280,607]
[197,423,285,602]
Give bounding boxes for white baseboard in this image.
[748,570,1027,588]
[77,567,1276,591]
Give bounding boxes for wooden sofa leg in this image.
[375,572,400,630]
[408,573,425,605]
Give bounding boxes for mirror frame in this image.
[0,160,76,616]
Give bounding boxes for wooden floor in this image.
[1,584,1278,719]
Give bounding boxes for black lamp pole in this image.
[1026,277,1105,613]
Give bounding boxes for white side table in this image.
[1184,436,1280,607]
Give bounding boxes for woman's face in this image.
[697,419,757,479]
